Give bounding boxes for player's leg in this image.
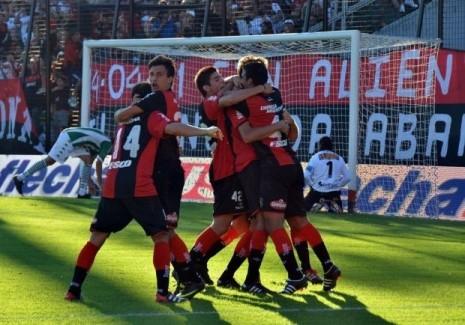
[65,198,131,301]
[13,152,58,194]
[217,214,251,288]
[289,225,323,285]
[287,215,340,291]
[260,164,307,294]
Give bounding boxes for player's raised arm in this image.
[219,84,270,108]
[114,105,144,123]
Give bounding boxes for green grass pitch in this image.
[1,197,464,324]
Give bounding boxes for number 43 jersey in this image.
[103,111,170,199]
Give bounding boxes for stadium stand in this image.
[0,0,462,149]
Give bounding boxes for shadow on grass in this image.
[0,225,224,324]
[202,285,393,324]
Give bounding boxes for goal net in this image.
[81,32,441,218]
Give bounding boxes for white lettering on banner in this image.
[126,65,141,90]
[291,114,302,152]
[338,59,350,99]
[183,165,204,194]
[458,115,465,156]
[8,96,20,139]
[177,62,185,99]
[18,108,32,144]
[0,99,6,139]
[426,54,453,97]
[309,59,331,99]
[270,61,281,88]
[366,55,389,98]
[426,114,451,157]
[365,113,388,156]
[309,113,331,154]
[397,49,420,98]
[91,71,101,102]
[395,113,417,159]
[108,64,125,99]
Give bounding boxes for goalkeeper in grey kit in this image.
[304,136,351,213]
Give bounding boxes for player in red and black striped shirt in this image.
[114,56,204,296]
[65,81,222,303]
[231,55,341,292]
[189,66,285,288]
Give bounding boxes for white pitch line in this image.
[2,304,465,322]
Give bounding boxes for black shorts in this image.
[237,161,260,216]
[91,197,167,236]
[304,189,342,212]
[211,174,247,216]
[259,161,306,217]
[154,162,185,216]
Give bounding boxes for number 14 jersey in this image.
[103,111,170,198]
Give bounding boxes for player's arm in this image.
[165,123,223,140]
[238,120,289,144]
[219,84,272,107]
[334,161,351,188]
[304,158,316,188]
[114,105,143,123]
[283,110,299,141]
[95,158,103,189]
[115,92,165,123]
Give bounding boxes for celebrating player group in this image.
[63,54,347,303]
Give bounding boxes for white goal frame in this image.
[81,31,362,193]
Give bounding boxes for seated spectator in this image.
[283,18,295,33]
[151,10,177,38]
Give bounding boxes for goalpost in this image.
[81,31,441,218]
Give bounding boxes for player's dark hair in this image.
[148,55,176,77]
[131,82,152,98]
[237,55,268,86]
[319,136,333,151]
[194,66,217,97]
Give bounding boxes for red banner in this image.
[90,48,465,108]
[0,79,31,126]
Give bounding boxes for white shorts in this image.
[48,132,88,163]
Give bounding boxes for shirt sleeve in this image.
[147,111,170,138]
[227,103,248,129]
[201,98,219,127]
[136,92,166,115]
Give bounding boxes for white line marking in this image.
[2,304,465,321]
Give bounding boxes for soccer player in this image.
[65,82,222,303]
[190,66,288,288]
[114,55,205,294]
[232,55,341,292]
[13,127,111,198]
[304,136,351,213]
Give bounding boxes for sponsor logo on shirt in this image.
[270,198,287,210]
[260,104,282,113]
[108,160,132,169]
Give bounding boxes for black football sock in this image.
[221,253,247,279]
[294,241,311,271]
[204,240,226,262]
[312,242,333,272]
[244,249,265,284]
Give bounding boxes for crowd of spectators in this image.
[0,0,418,146]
